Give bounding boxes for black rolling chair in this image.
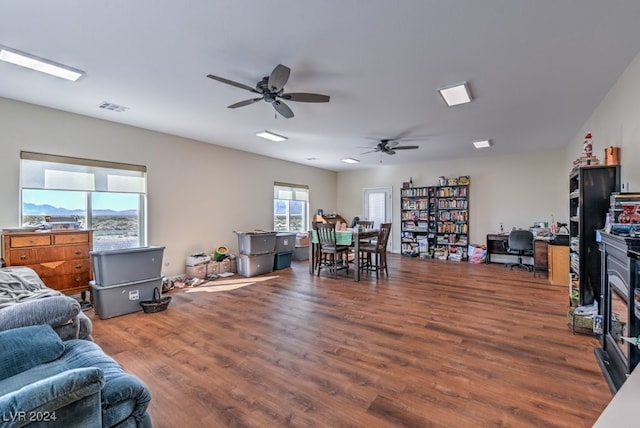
[503,229,534,271]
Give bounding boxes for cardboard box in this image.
[206,262,219,276]
[186,264,207,279]
[90,277,162,319]
[296,232,310,247]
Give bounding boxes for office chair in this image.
[503,229,534,271]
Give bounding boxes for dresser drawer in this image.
[8,234,52,248]
[54,233,89,245]
[33,259,91,278]
[41,272,92,293]
[63,245,91,260]
[7,249,37,265]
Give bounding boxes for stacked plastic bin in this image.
[274,232,296,270]
[235,231,276,277]
[89,246,165,319]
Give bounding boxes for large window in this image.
[274,182,308,232]
[20,151,147,251]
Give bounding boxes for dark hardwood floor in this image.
[89,255,612,427]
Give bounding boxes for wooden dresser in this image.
[2,230,93,296]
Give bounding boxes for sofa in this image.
[0,324,152,427]
[0,267,153,427]
[0,267,92,340]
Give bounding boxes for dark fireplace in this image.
[596,232,640,393]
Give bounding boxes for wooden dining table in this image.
[309,229,380,281]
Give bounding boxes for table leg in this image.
[354,238,360,281]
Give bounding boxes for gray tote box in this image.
[90,277,162,319]
[91,246,165,285]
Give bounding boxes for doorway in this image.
[363,187,393,250]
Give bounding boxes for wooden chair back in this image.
[316,222,338,246]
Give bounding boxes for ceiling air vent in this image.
[97,101,129,112]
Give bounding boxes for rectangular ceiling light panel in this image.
[341,158,360,164]
[438,82,472,106]
[473,140,491,148]
[0,46,84,81]
[256,131,287,142]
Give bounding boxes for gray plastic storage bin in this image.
[275,232,297,253]
[235,231,276,255]
[91,246,165,285]
[90,277,162,319]
[236,252,275,277]
[293,245,309,261]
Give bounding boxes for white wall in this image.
[0,98,337,276]
[337,150,568,253]
[564,52,640,190]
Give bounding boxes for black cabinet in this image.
[569,166,620,305]
[595,233,640,393]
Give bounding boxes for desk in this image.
[486,233,509,262]
[486,233,549,273]
[309,229,379,281]
[533,239,549,277]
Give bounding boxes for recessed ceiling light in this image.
[256,130,287,142]
[438,82,472,106]
[341,158,360,164]
[0,46,84,81]
[306,157,319,161]
[473,140,491,148]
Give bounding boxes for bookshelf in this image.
[400,186,435,257]
[434,178,470,261]
[400,176,470,261]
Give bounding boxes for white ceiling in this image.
[2,1,640,172]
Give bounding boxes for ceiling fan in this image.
[360,139,420,156]
[206,64,330,119]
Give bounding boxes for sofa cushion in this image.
[0,324,64,381]
[62,339,152,426]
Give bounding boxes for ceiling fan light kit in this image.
[207,64,330,119]
[438,82,472,106]
[360,138,420,157]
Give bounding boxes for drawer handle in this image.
[75,277,82,283]
[75,250,81,255]
[75,264,82,269]
[20,255,28,260]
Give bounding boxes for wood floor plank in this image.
[89,255,612,427]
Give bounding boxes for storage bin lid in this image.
[234,230,277,236]
[90,245,165,256]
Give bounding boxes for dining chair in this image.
[316,222,350,278]
[310,221,322,272]
[359,223,392,279]
[356,220,374,230]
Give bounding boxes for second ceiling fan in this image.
[360,139,420,156]
[206,64,330,119]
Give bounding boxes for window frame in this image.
[19,151,147,250]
